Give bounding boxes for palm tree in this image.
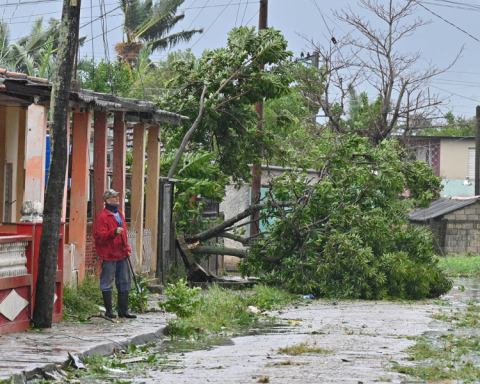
[116,0,203,65]
[10,17,60,74]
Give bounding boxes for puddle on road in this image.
[152,321,294,355]
[442,277,480,303]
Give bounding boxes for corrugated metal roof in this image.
[0,68,187,125]
[409,197,479,221]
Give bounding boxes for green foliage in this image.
[63,274,105,316]
[77,58,134,97]
[420,112,475,136]
[118,0,202,55]
[156,26,293,183]
[438,254,480,277]
[263,62,327,168]
[161,149,228,236]
[163,282,296,336]
[129,274,151,312]
[158,279,202,318]
[242,135,451,300]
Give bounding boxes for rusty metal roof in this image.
[409,197,479,222]
[0,68,186,125]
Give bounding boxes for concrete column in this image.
[5,107,20,222]
[69,111,92,282]
[112,112,126,213]
[146,125,160,273]
[130,123,146,273]
[24,104,47,205]
[0,106,6,221]
[93,111,108,220]
[16,108,27,222]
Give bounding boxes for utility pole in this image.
[476,106,480,195]
[250,0,268,237]
[32,0,82,328]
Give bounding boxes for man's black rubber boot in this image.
[102,291,117,319]
[118,291,137,319]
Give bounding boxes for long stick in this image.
[121,233,142,294]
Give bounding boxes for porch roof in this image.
[0,69,186,125]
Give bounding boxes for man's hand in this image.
[116,227,124,235]
[128,252,131,257]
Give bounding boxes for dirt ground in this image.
[125,283,478,384]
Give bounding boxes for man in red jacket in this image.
[94,189,137,319]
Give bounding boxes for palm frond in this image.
[147,28,203,53]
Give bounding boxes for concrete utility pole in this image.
[250,0,268,237]
[476,106,480,195]
[33,0,82,328]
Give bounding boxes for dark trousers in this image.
[100,258,131,293]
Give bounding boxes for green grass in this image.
[278,342,331,355]
[63,273,106,316]
[432,302,480,327]
[438,254,480,277]
[167,284,297,337]
[393,331,480,381]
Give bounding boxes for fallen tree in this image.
[179,135,453,300]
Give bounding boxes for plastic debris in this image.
[102,366,126,373]
[302,294,314,299]
[247,306,261,314]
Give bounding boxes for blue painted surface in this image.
[441,179,475,197]
[45,135,51,185]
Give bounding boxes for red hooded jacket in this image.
[93,208,132,261]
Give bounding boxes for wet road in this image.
[77,279,480,384]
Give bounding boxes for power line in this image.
[241,0,248,25]
[414,0,480,44]
[191,0,235,49]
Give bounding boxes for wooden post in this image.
[0,107,6,221]
[131,123,146,273]
[93,111,108,220]
[32,0,83,328]
[24,104,47,205]
[16,108,27,222]
[146,125,160,273]
[61,119,71,221]
[69,111,91,282]
[476,106,480,196]
[112,111,126,213]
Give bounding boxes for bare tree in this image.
[298,0,462,142]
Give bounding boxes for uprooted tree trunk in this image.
[176,200,292,281]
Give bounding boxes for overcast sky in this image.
[3,0,480,117]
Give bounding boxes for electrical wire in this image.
[241,0,248,25]
[190,0,235,49]
[413,0,480,44]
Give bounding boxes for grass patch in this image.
[432,302,480,327]
[438,254,480,277]
[266,360,310,367]
[166,283,297,337]
[257,377,270,383]
[278,341,331,356]
[63,273,106,316]
[393,334,480,381]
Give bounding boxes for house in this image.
[409,196,480,254]
[0,69,183,334]
[400,136,476,197]
[220,165,320,272]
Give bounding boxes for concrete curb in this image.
[5,325,168,384]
